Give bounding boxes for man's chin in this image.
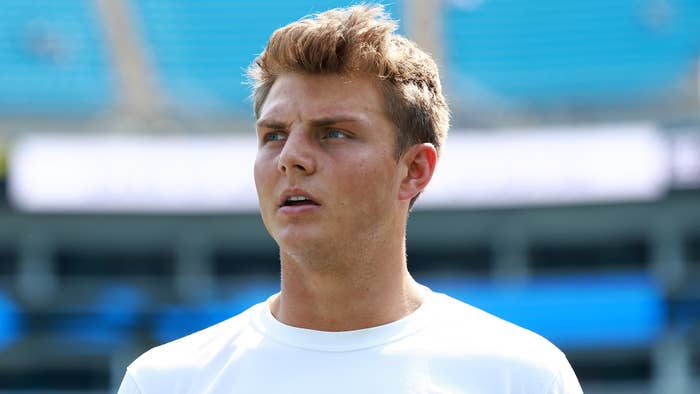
[275,229,331,255]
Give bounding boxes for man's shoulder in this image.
[431,292,558,345]
[427,292,573,373]
[127,302,262,377]
[418,292,582,392]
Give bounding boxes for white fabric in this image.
[118,289,582,393]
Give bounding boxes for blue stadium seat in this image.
[0,291,21,350]
[443,0,700,107]
[155,278,279,343]
[672,296,700,334]
[0,0,115,114]
[155,272,665,349]
[130,0,403,114]
[54,283,148,352]
[421,272,665,349]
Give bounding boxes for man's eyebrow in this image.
[309,116,364,127]
[257,116,366,129]
[256,119,287,129]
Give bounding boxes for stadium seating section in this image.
[2,0,697,115]
[443,0,700,107]
[130,0,402,114]
[0,0,114,114]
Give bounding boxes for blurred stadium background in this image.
[0,0,699,393]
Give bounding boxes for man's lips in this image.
[278,189,320,208]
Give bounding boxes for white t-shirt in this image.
[118,289,582,393]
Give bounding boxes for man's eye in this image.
[324,129,349,139]
[264,131,286,143]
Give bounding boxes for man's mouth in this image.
[282,196,319,207]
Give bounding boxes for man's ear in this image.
[398,143,437,202]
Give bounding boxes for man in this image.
[118,5,582,393]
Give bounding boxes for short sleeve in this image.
[117,370,142,394]
[546,355,584,394]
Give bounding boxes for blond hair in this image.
[248,4,449,160]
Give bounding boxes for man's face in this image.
[254,72,406,257]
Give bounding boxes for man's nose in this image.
[277,131,316,175]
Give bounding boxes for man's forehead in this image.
[267,72,380,99]
[255,72,390,128]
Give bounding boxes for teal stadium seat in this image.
[421,272,665,349]
[131,0,402,114]
[54,283,148,353]
[0,0,114,114]
[155,278,279,343]
[0,291,21,350]
[444,0,700,107]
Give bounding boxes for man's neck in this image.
[269,241,425,332]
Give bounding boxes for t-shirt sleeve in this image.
[546,355,584,394]
[117,370,142,394]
